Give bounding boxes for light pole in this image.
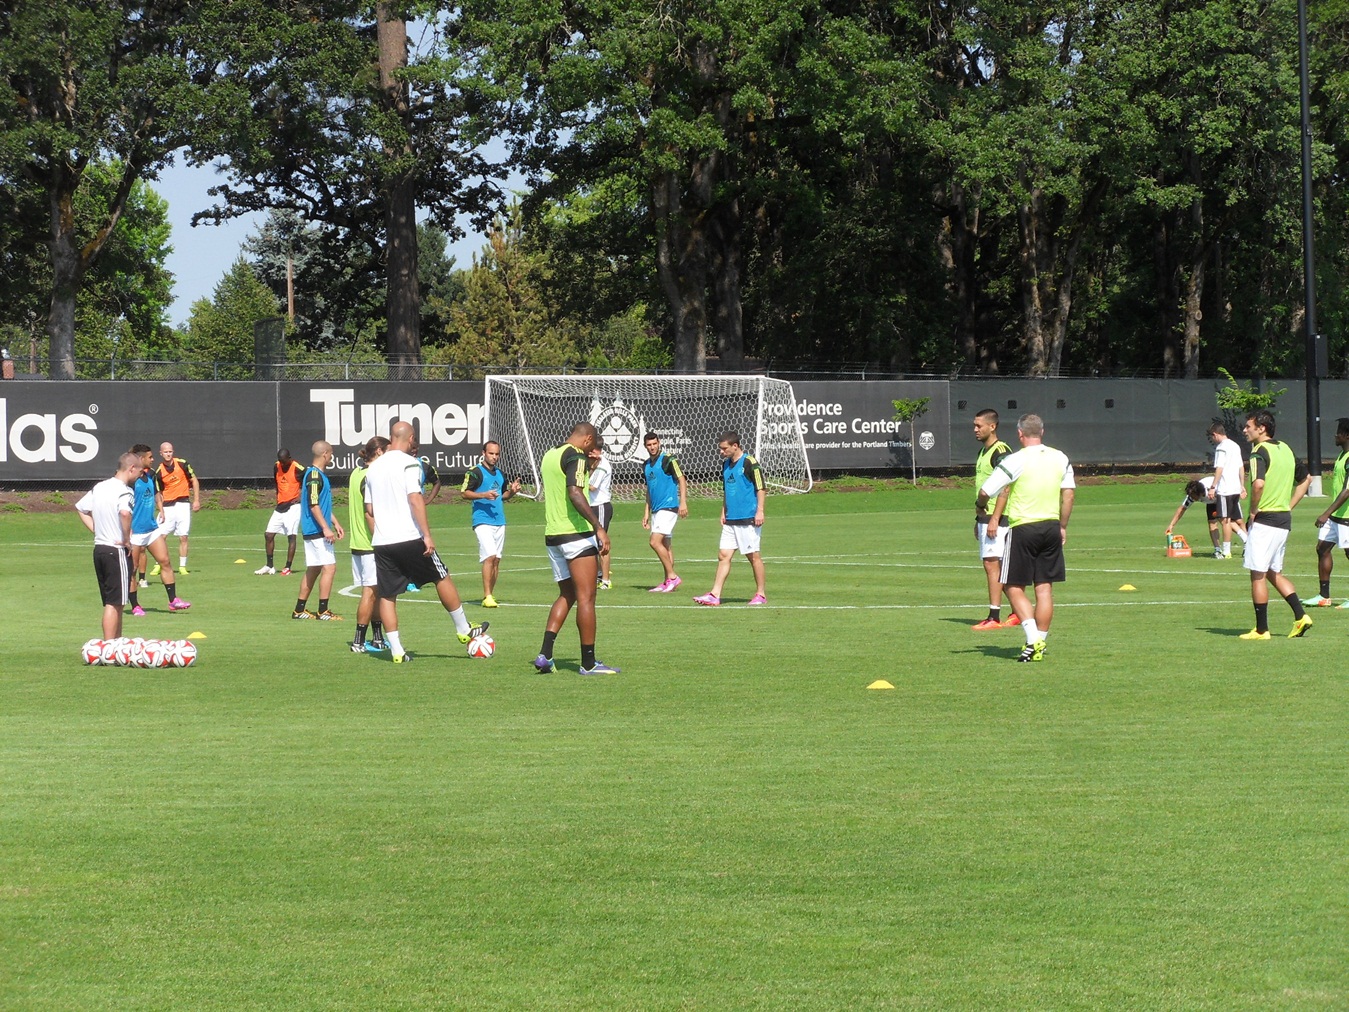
[1298,0,1324,494]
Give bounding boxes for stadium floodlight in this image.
[484,374,813,502]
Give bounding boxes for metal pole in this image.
[1298,0,1323,494]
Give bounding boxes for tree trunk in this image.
[653,170,708,373]
[377,8,421,377]
[1017,186,1049,376]
[1182,197,1204,379]
[708,197,743,370]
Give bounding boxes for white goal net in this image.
[484,375,813,502]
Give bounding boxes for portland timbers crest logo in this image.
[590,396,647,463]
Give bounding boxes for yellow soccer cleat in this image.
[1238,629,1271,640]
[1288,615,1313,638]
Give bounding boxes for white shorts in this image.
[475,524,506,562]
[161,501,192,536]
[719,523,762,556]
[351,552,378,587]
[304,537,336,568]
[650,509,678,537]
[547,536,601,582]
[1244,523,1289,574]
[130,524,170,549]
[265,506,302,537]
[1316,519,1349,550]
[976,520,1009,560]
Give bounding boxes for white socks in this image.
[385,630,404,655]
[1022,619,1041,644]
[449,607,471,636]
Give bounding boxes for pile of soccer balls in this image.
[81,637,198,668]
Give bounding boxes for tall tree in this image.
[191,1,502,371]
[0,1,211,377]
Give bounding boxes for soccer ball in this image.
[141,639,167,668]
[172,640,198,668]
[127,638,147,667]
[112,638,135,667]
[466,633,495,659]
[82,639,105,665]
[99,639,121,665]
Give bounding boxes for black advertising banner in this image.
[276,382,487,477]
[0,382,276,481]
[8,376,1349,483]
[790,380,952,471]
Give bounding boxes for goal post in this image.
[483,375,813,502]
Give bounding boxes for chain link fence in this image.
[5,356,1188,382]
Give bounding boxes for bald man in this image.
[292,440,345,620]
[362,421,487,663]
[153,440,200,573]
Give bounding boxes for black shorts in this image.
[1000,519,1066,586]
[594,502,613,531]
[94,544,131,607]
[1214,494,1242,521]
[374,539,449,599]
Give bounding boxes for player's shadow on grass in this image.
[951,645,1022,659]
[1196,626,1254,637]
[938,617,986,627]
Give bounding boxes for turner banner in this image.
[4,377,1345,482]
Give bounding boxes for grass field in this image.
[2,481,1346,1009]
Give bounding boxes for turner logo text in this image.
[0,399,99,463]
[311,389,486,447]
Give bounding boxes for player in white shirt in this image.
[1165,477,1225,554]
[1207,422,1248,558]
[586,446,614,589]
[362,420,487,663]
[75,452,141,639]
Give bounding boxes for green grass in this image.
[2,485,1346,1009]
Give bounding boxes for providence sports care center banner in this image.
[6,377,1349,482]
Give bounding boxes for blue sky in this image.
[155,158,496,327]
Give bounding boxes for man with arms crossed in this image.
[350,436,389,653]
[75,452,140,640]
[587,445,614,590]
[971,409,1018,630]
[978,414,1075,663]
[292,441,344,620]
[364,421,487,664]
[1306,417,1349,608]
[1207,422,1248,558]
[127,443,189,615]
[694,431,767,606]
[153,441,200,574]
[641,432,688,592]
[534,422,619,675]
[256,448,305,575]
[459,440,521,608]
[1240,410,1313,639]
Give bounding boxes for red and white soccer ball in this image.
[99,639,121,665]
[170,640,197,668]
[82,639,105,665]
[141,639,167,669]
[127,638,147,667]
[112,638,135,667]
[466,634,495,659]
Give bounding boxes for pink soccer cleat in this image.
[131,605,147,617]
[693,593,720,606]
[748,594,767,606]
[168,597,192,611]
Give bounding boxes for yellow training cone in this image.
[1119,584,1137,591]
[867,679,895,690]
[188,631,207,639]
[234,558,247,564]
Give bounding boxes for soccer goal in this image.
[484,374,813,502]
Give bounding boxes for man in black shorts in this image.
[976,414,1076,663]
[362,420,487,663]
[75,451,142,640]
